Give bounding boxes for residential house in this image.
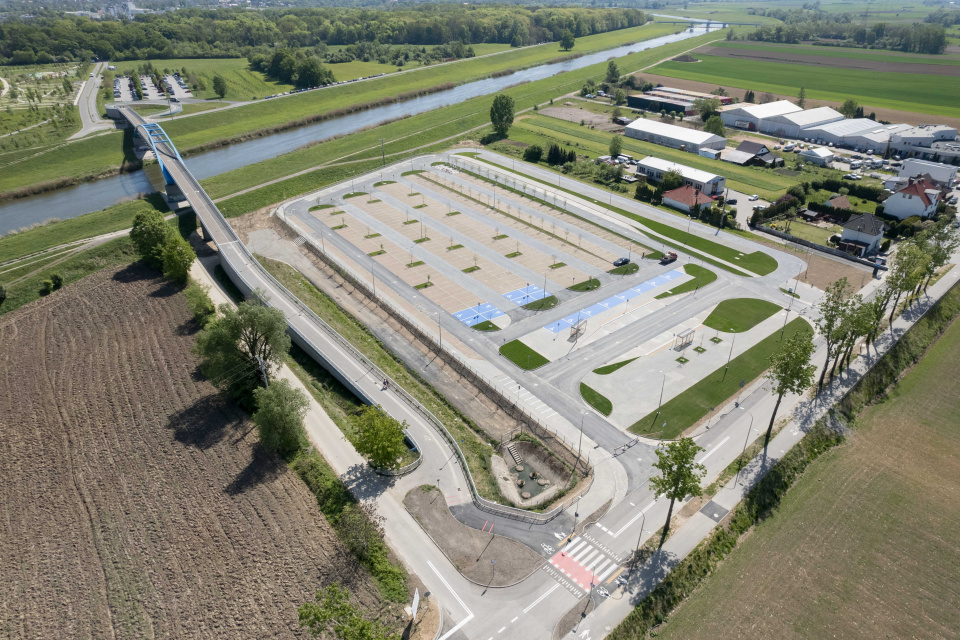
[838,213,887,256]
[882,179,941,220]
[733,140,783,167]
[662,185,714,213]
[899,158,957,188]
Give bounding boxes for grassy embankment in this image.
[2,22,681,199]
[629,317,812,438]
[649,54,960,117]
[257,256,508,505]
[580,382,613,416]
[640,281,960,639]
[655,263,717,298]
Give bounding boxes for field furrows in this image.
[0,265,390,639]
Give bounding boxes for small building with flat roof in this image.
[624,119,726,154]
[799,146,834,166]
[636,157,725,195]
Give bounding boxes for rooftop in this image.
[801,118,884,137]
[663,184,714,208]
[637,156,724,184]
[722,100,802,119]
[800,147,834,158]
[842,213,887,235]
[625,119,726,145]
[773,106,844,127]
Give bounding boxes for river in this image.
[0,25,717,235]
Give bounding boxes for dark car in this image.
[613,257,631,267]
[726,198,738,205]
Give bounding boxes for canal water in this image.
[0,25,717,235]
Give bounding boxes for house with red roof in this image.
[882,178,941,220]
[662,184,714,213]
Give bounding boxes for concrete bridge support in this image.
[196,214,213,242]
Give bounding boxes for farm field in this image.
[0,265,397,639]
[651,303,960,639]
[705,40,960,67]
[651,3,784,25]
[649,52,960,117]
[0,21,686,200]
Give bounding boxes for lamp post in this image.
[734,406,755,487]
[654,371,666,421]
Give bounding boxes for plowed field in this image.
[0,264,392,639]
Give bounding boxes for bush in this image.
[39,279,54,296]
[252,379,309,457]
[183,279,216,327]
[0,284,6,307]
[50,273,63,290]
[880,238,891,253]
[161,233,196,284]
[522,144,543,163]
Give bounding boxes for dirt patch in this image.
[403,486,543,586]
[698,44,960,77]
[636,72,960,130]
[748,232,872,292]
[403,593,441,640]
[539,107,622,132]
[0,265,399,639]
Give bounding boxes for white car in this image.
[748,194,759,201]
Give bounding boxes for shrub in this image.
[183,279,216,326]
[161,233,196,284]
[0,284,5,307]
[39,279,54,296]
[50,273,64,290]
[522,144,543,163]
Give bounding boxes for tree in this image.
[838,98,859,119]
[130,209,169,269]
[743,89,755,103]
[703,115,725,137]
[50,273,64,290]
[252,379,309,457]
[759,92,775,104]
[489,94,515,138]
[560,30,575,51]
[605,60,621,84]
[650,438,705,546]
[661,169,684,192]
[212,73,227,101]
[765,331,816,443]
[921,223,959,290]
[0,284,5,307]
[815,277,853,392]
[613,88,626,105]
[611,106,622,121]
[161,233,196,284]
[299,584,395,640]
[692,96,722,121]
[797,86,806,108]
[609,134,622,158]
[354,405,408,470]
[193,299,291,403]
[885,241,929,326]
[522,144,542,162]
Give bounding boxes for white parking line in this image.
[430,561,474,640]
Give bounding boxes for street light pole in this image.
[722,334,736,381]
[654,371,666,420]
[734,407,755,486]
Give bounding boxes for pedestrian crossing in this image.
[491,373,558,419]
[547,536,620,592]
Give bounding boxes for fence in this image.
[373,430,424,477]
[756,224,888,270]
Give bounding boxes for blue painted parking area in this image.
[454,302,505,327]
[503,284,551,307]
[543,270,686,334]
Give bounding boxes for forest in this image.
[0,6,647,65]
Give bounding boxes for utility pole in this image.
[255,356,269,388]
[380,138,385,167]
[722,334,736,381]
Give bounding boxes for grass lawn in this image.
[629,317,811,438]
[767,220,838,246]
[608,262,639,275]
[116,57,294,101]
[703,298,781,333]
[652,309,960,639]
[472,320,500,331]
[524,295,559,311]
[650,55,960,117]
[500,339,550,370]
[593,357,637,375]
[569,277,601,291]
[655,263,717,298]
[257,256,506,503]
[580,382,613,416]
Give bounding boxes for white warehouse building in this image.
[799,119,912,150]
[636,156,725,195]
[759,106,845,138]
[720,100,801,132]
[624,119,727,154]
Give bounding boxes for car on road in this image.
[949,195,958,205]
[613,257,631,267]
[170,97,179,102]
[748,194,759,201]
[660,251,678,265]
[726,198,738,205]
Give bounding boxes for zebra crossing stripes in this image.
[548,537,620,591]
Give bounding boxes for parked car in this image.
[660,251,678,265]
[748,194,759,201]
[726,198,738,205]
[613,257,631,267]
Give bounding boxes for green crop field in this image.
[629,317,812,438]
[649,55,960,117]
[651,305,960,639]
[1,21,684,199]
[652,3,784,25]
[708,40,960,66]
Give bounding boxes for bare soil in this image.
[698,44,960,77]
[635,72,960,130]
[0,265,397,639]
[403,486,543,586]
[539,107,622,132]
[748,232,872,292]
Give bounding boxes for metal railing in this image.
[374,430,424,477]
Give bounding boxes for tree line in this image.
[738,19,946,54]
[0,5,647,65]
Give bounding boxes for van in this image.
[850,161,862,169]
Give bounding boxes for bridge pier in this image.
[197,214,213,242]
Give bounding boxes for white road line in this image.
[525,584,563,609]
[592,559,610,575]
[429,561,475,640]
[698,436,730,464]
[584,554,605,572]
[566,540,587,556]
[511,617,518,623]
[611,500,657,538]
[579,549,599,566]
[596,564,618,583]
[571,544,594,562]
[498,627,506,633]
